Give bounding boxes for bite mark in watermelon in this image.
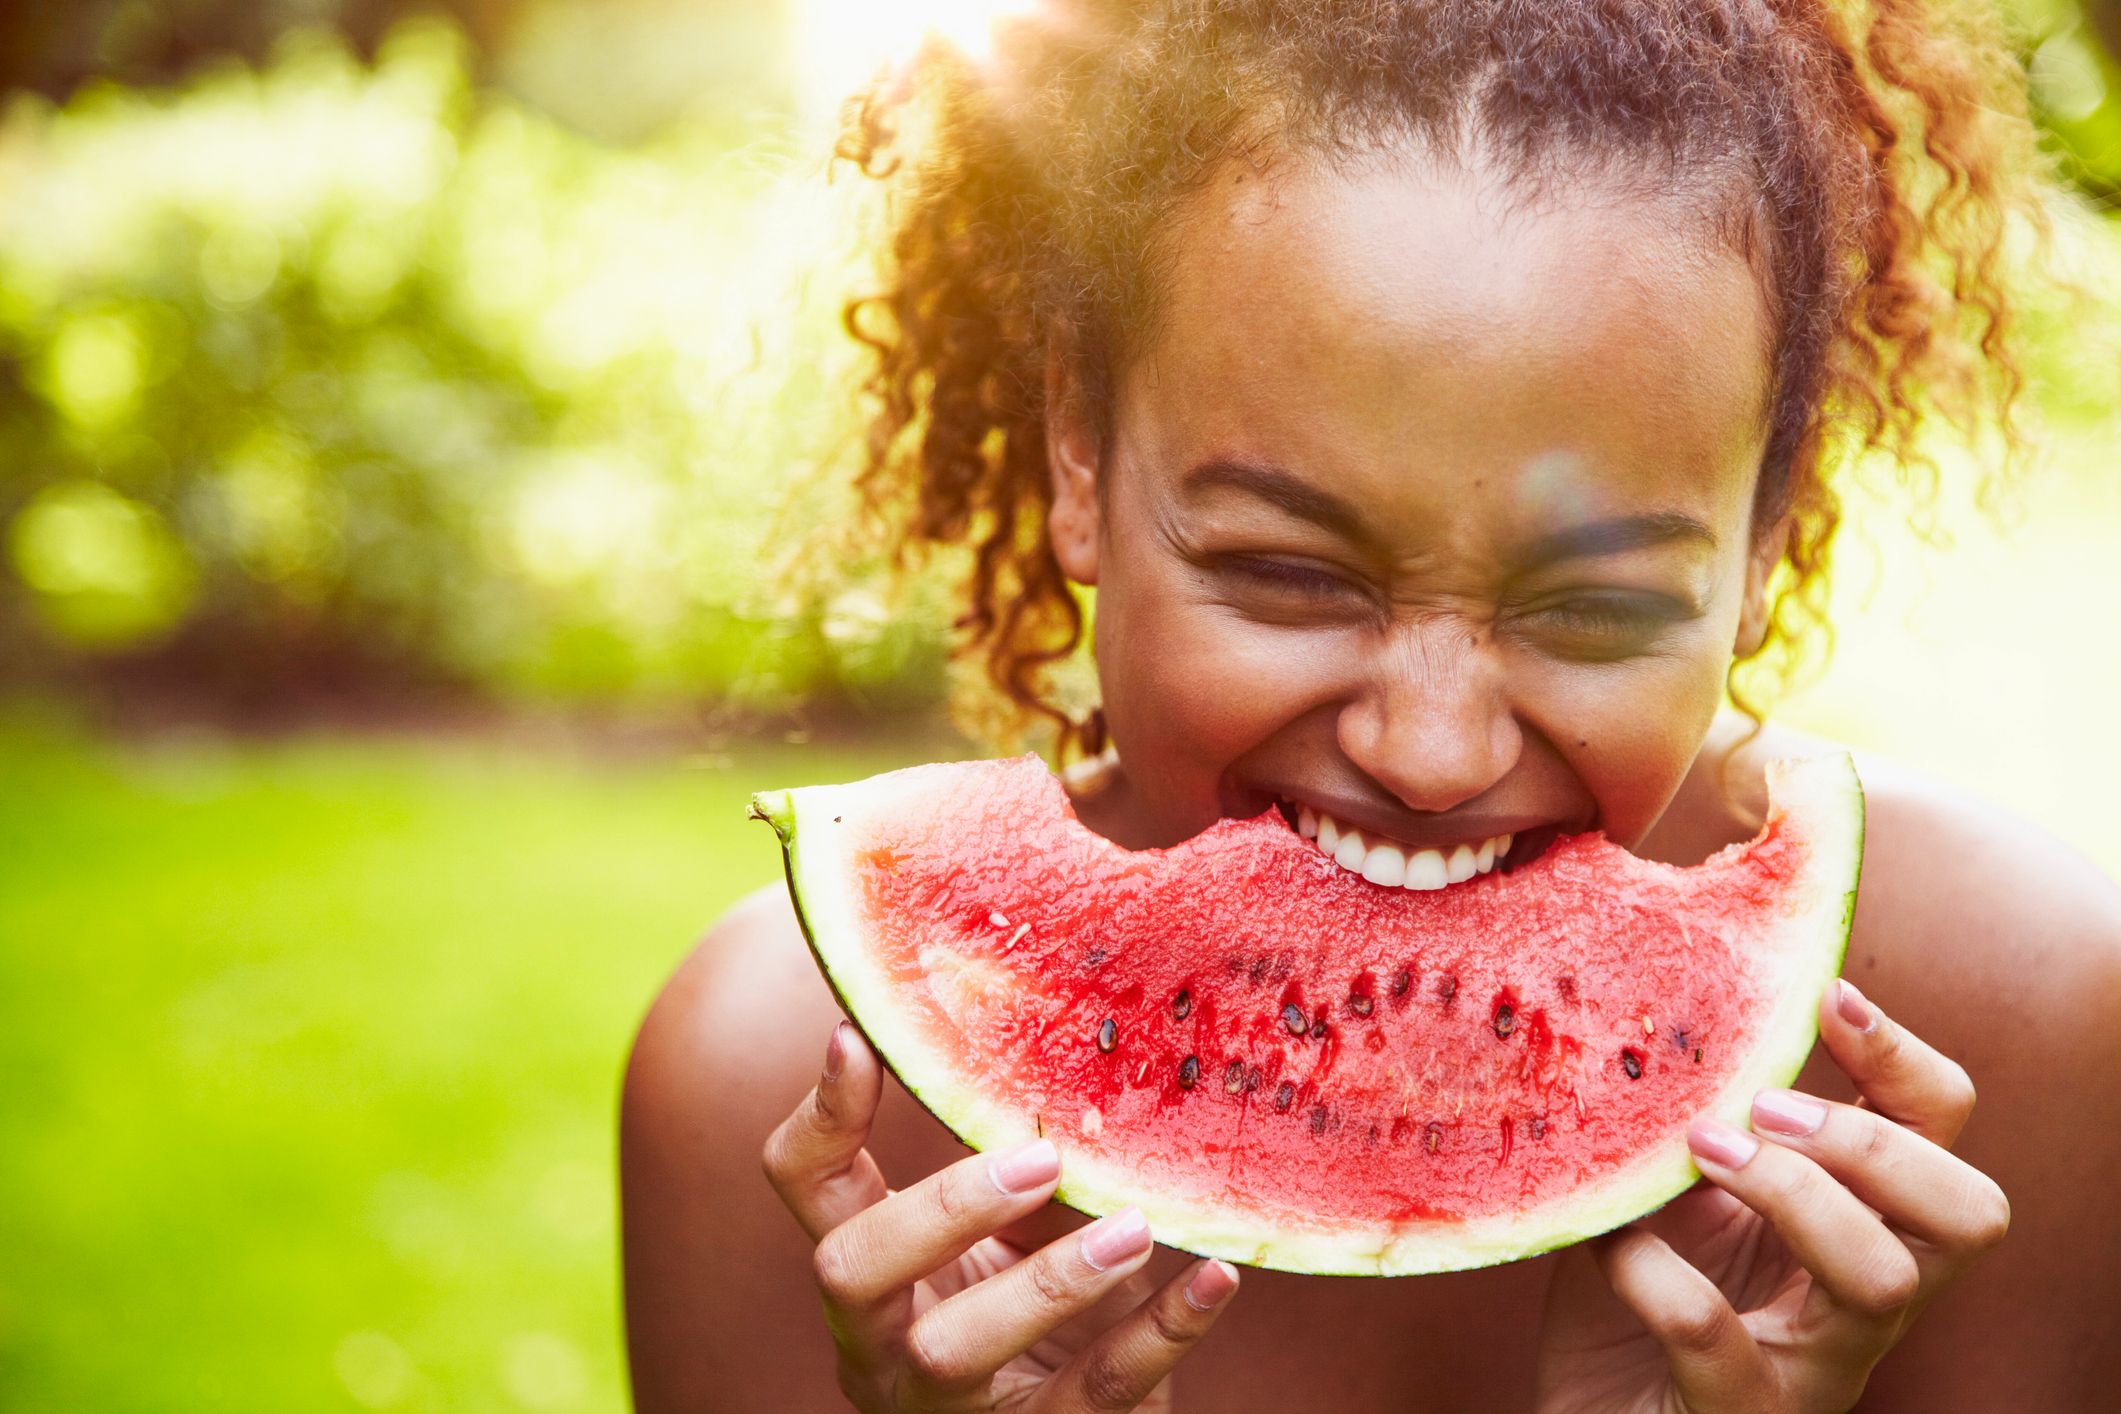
[749,753,1863,1276]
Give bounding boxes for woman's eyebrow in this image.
[1178,458,1715,563]
[1522,512,1718,563]
[1179,458,1379,549]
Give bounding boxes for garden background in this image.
[4,2,2120,1410]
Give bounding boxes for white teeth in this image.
[1404,848,1448,890]
[1361,841,1407,887]
[1293,803,1524,890]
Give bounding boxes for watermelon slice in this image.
[749,753,1862,1276]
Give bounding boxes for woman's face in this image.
[1047,147,1782,868]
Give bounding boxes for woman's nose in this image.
[1334,618,1521,814]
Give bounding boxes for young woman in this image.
[621,2,2121,1408]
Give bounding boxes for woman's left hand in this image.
[1533,978,2011,1413]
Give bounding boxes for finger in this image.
[1592,1226,1772,1408]
[1749,1089,2011,1276]
[1818,980,1979,1146]
[1689,1118,1921,1323]
[811,1136,1063,1355]
[1035,1258,1240,1412]
[896,1207,1158,1407]
[761,1021,888,1240]
[1628,1181,1750,1257]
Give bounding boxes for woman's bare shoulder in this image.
[627,884,834,1093]
[1822,740,2121,1020]
[619,884,975,1409]
[619,885,849,1410]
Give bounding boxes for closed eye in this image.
[1526,593,1694,656]
[1224,556,1350,596]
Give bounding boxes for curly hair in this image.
[830,0,2054,761]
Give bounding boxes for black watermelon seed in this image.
[1493,1002,1515,1039]
[1274,1081,1296,1112]
[1437,975,1458,1007]
[1244,1066,1262,1093]
[1309,1017,1328,1040]
[1282,1003,1308,1036]
[1349,993,1374,1018]
[1309,1106,1330,1136]
[1173,988,1192,1020]
[1096,1018,1117,1053]
[1179,1055,1200,1089]
[1391,968,1412,998]
[1621,1047,1643,1080]
[1694,1047,1704,1064]
[1223,1060,1246,1095]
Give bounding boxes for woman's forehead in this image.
[1114,147,1774,540]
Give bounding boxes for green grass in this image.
[0,718,915,1413]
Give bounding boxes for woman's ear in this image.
[1044,349,1102,586]
[1735,514,1790,658]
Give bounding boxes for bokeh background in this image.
[3,2,2119,1410]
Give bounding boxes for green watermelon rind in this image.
[750,752,1864,1277]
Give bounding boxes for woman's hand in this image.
[762,1021,1240,1412]
[1534,979,2011,1412]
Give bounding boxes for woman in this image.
[623,2,2121,1408]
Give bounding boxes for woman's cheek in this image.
[1531,641,1729,846]
[1098,591,1341,822]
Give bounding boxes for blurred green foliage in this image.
[2018,0,2121,195]
[0,20,947,721]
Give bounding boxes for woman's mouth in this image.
[1287,803,1514,890]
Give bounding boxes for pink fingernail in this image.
[1688,1118,1760,1170]
[1080,1208,1152,1271]
[988,1139,1060,1195]
[1835,979,1878,1033]
[823,1021,850,1080]
[1183,1259,1239,1312]
[1753,1088,1827,1138]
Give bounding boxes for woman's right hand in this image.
[763,1020,1241,1412]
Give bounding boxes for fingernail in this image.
[1752,1088,1827,1138]
[823,1021,850,1081]
[988,1139,1060,1195]
[1079,1207,1153,1271]
[1835,979,1878,1033]
[1688,1117,1760,1170]
[1183,1259,1239,1312]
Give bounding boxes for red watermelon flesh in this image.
[750,753,1861,1275]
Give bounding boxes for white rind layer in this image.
[751,752,1864,1277]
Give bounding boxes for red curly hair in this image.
[830,0,2052,761]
